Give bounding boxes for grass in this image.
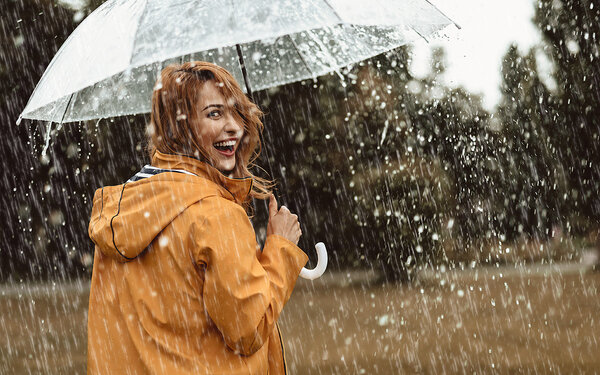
[1,268,599,374]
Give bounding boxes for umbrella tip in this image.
[16,115,22,126]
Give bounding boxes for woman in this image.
[87,61,308,374]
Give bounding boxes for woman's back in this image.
[87,151,306,374]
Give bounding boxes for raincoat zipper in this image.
[276,323,287,375]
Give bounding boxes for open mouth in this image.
[213,140,236,156]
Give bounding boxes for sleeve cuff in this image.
[263,234,309,276]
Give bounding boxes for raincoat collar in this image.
[151,150,252,205]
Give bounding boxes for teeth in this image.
[213,140,236,147]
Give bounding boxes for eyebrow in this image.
[202,104,224,111]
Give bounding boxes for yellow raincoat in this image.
[87,150,308,374]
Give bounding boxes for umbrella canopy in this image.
[19,0,457,124]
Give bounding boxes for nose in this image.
[223,113,243,134]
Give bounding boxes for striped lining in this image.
[127,165,197,182]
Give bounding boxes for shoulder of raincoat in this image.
[87,150,308,375]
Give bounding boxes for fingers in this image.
[267,193,303,244]
[268,194,278,218]
[279,205,293,224]
[295,224,303,243]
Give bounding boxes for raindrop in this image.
[159,236,169,247]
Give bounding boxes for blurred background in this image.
[1,0,599,373]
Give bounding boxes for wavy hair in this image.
[147,61,273,203]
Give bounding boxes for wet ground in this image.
[1,266,599,374]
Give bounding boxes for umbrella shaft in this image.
[236,44,254,100]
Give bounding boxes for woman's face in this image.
[193,80,244,173]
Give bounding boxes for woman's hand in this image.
[267,194,302,245]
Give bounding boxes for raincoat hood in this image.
[88,150,252,261]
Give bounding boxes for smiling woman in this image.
[194,83,244,173]
[149,61,271,197]
[87,61,307,374]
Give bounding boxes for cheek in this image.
[195,122,218,145]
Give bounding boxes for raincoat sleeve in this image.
[191,196,308,356]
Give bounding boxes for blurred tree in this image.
[342,50,453,281]
[0,0,147,282]
[417,48,499,264]
[0,0,78,280]
[534,0,600,236]
[495,44,566,242]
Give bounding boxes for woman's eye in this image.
[208,110,222,118]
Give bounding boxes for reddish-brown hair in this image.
[148,61,273,202]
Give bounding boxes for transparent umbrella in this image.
[18,0,458,279]
[18,0,458,124]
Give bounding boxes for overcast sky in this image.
[410,0,543,110]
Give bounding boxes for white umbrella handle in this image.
[299,242,328,280]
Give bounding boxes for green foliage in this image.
[534,0,600,234]
[0,0,147,281]
[495,45,566,240]
[0,0,79,281]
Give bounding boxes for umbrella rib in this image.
[410,26,430,43]
[59,93,74,124]
[422,0,462,29]
[321,0,344,23]
[128,0,150,66]
[287,35,315,78]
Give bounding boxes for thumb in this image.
[268,194,278,218]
